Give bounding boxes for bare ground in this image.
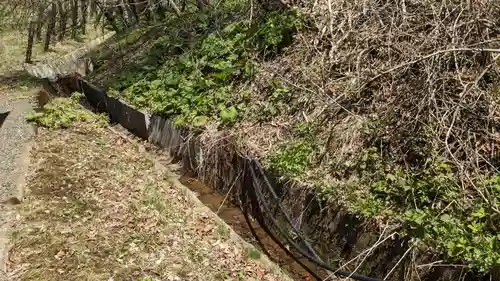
[6,121,290,281]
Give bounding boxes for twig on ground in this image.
[217,171,242,214]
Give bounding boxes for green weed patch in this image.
[26,93,107,129]
[109,8,303,128]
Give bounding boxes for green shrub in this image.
[343,152,500,272]
[112,9,303,128]
[26,93,107,129]
[267,140,316,177]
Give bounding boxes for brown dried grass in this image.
[231,0,500,192]
[6,121,289,281]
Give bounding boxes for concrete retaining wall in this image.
[23,32,115,80]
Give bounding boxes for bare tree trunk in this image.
[25,21,35,63]
[43,3,57,52]
[57,1,68,41]
[71,0,78,39]
[89,0,97,18]
[80,0,88,34]
[94,10,103,27]
[35,5,45,41]
[127,0,139,22]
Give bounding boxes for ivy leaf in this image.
[467,222,483,234]
[219,106,238,123]
[472,207,486,219]
[440,214,452,223]
[192,115,209,127]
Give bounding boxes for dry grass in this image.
[0,26,106,74]
[87,25,170,86]
[259,0,500,174]
[6,121,289,281]
[0,26,107,102]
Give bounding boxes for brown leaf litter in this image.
[6,122,290,281]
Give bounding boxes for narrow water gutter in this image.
[179,172,326,281]
[42,75,494,281]
[41,77,323,281]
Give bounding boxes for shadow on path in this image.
[0,111,9,129]
[0,70,39,86]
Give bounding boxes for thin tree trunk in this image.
[35,5,45,41]
[80,0,88,34]
[127,0,139,22]
[94,10,103,28]
[25,21,35,63]
[43,3,57,52]
[94,0,107,30]
[57,1,68,41]
[89,0,97,18]
[71,0,78,39]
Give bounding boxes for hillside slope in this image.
[87,0,500,277]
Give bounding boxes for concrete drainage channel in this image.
[178,173,323,280]
[45,78,327,281]
[36,74,493,281]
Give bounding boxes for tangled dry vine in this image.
[267,0,500,202]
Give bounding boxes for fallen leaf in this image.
[54,250,65,260]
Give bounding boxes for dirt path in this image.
[5,120,290,281]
